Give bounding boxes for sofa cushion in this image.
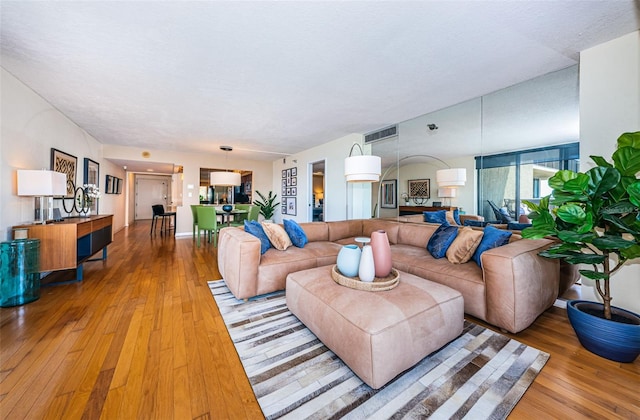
[472,225,513,267]
[299,222,329,242]
[244,220,271,254]
[261,222,293,251]
[283,219,308,248]
[424,210,448,225]
[426,224,458,259]
[446,227,483,264]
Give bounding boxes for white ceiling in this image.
[1,1,639,165]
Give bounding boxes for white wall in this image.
[1,68,126,239]
[579,31,640,313]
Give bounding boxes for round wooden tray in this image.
[330,265,400,292]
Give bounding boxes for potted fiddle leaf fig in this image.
[254,190,280,222]
[522,131,640,363]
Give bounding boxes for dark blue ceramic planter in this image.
[222,204,233,212]
[566,300,640,363]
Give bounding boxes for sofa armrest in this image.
[481,238,559,333]
[217,227,262,300]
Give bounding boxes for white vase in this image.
[358,245,375,282]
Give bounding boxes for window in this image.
[475,143,579,221]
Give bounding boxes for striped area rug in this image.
[209,280,549,420]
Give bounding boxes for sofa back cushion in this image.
[362,219,400,244]
[299,222,329,242]
[328,220,363,242]
[397,223,438,248]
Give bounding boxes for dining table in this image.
[215,208,248,226]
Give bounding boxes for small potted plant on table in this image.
[522,131,640,363]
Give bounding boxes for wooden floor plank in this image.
[0,221,638,419]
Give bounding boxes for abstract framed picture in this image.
[408,178,430,199]
[51,148,77,197]
[380,179,397,208]
[291,167,297,176]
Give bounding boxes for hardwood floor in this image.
[1,222,638,419]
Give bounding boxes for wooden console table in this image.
[13,215,113,283]
[399,206,457,216]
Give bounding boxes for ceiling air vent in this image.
[364,125,398,144]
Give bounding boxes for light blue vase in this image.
[336,244,361,277]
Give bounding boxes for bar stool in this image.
[151,204,176,235]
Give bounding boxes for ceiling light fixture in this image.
[344,143,381,183]
[210,146,241,186]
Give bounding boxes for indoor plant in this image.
[522,131,640,362]
[254,190,280,222]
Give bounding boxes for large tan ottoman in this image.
[286,265,464,389]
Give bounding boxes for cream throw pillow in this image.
[261,222,293,250]
[445,211,459,226]
[446,227,483,264]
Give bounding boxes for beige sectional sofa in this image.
[217,218,560,333]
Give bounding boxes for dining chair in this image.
[151,204,177,236]
[190,204,200,239]
[196,206,219,247]
[229,204,251,227]
[246,204,260,222]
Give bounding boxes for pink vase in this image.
[370,230,392,277]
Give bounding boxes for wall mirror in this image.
[372,64,579,221]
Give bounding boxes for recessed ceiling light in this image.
[147,168,154,172]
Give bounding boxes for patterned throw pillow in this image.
[426,224,459,259]
[472,225,513,267]
[424,210,449,225]
[244,220,271,254]
[446,227,484,264]
[261,222,293,251]
[283,219,308,248]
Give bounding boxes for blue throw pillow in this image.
[472,226,512,267]
[424,210,449,225]
[244,220,271,254]
[507,222,532,231]
[426,224,459,259]
[283,219,308,248]
[453,208,462,225]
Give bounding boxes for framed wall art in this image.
[83,158,100,213]
[51,148,77,197]
[285,197,297,216]
[380,179,397,209]
[282,167,298,198]
[408,179,430,199]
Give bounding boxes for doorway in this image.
[309,160,325,221]
[135,175,172,219]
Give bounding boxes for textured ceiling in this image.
[1,1,639,163]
